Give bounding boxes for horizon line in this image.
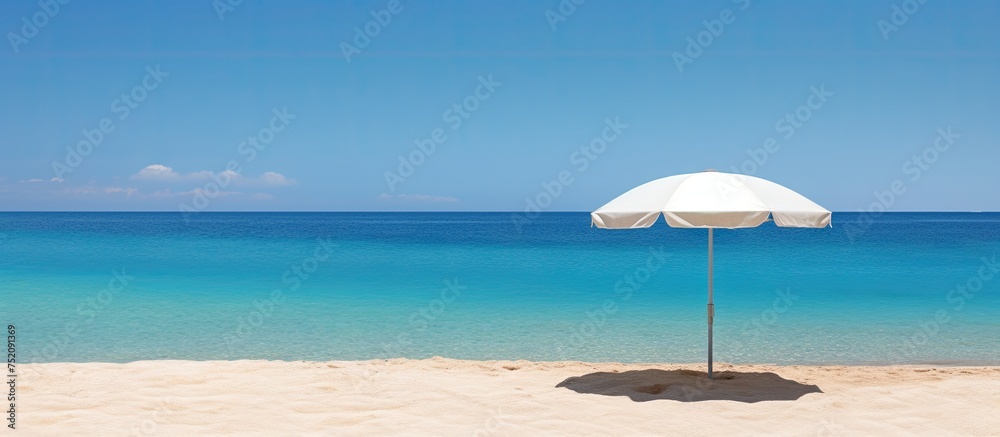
[0,210,995,214]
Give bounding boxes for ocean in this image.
[2,212,998,365]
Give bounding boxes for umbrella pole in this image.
[707,227,714,379]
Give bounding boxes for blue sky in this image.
[1,0,998,212]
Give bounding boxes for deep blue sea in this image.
[2,212,999,365]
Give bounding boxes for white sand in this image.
[17,358,1000,435]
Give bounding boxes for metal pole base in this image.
[708,303,714,379]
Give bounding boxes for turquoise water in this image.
[2,212,999,365]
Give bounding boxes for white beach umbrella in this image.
[591,170,831,378]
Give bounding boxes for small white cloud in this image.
[131,164,181,181]
[104,187,138,196]
[55,186,99,195]
[50,177,64,183]
[53,186,139,196]
[260,171,294,186]
[377,193,458,203]
[150,189,176,197]
[19,177,63,184]
[177,188,242,197]
[186,170,215,180]
[129,165,292,187]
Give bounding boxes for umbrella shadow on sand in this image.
[556,369,822,403]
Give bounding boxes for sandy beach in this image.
[16,358,1000,435]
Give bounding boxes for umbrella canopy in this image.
[590,170,830,378]
[591,171,831,229]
